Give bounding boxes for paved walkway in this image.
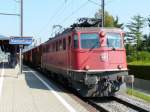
[0,62,90,112]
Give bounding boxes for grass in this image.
[127,88,150,102]
[128,61,150,66]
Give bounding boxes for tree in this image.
[94,10,123,28]
[143,34,150,51]
[147,16,150,28]
[146,16,150,50]
[126,15,145,50]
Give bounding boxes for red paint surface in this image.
[24,28,127,72]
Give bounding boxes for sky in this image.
[0,0,150,43]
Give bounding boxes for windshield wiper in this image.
[89,42,99,51]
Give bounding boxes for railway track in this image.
[31,68,150,112]
[86,96,150,112]
[113,96,149,112]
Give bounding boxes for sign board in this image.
[9,37,33,45]
[123,75,134,83]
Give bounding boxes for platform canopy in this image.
[0,35,19,53]
[0,35,10,40]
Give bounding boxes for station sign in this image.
[9,37,33,45]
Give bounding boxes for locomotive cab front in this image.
[73,28,127,72]
[70,28,128,97]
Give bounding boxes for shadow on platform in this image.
[23,66,72,94]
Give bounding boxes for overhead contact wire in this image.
[59,0,89,25]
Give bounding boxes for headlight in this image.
[84,65,90,70]
[118,65,122,69]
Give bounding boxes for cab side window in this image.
[74,35,78,48]
[56,41,58,51]
[68,36,71,49]
[63,38,66,50]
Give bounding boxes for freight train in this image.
[23,26,129,97]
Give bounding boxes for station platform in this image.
[0,61,94,112]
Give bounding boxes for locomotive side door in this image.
[41,44,47,70]
[67,36,72,71]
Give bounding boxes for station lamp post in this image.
[20,0,23,74]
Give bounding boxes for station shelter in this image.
[0,35,19,67]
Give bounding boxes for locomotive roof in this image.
[74,27,123,32]
[47,27,123,42]
[62,27,123,35]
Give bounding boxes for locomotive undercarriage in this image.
[40,64,128,97]
[69,71,128,97]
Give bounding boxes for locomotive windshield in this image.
[80,33,99,49]
[106,33,122,48]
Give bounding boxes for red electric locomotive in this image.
[23,18,130,97]
[40,27,128,97]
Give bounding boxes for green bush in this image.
[127,51,150,63]
[128,65,150,80]
[127,51,150,80]
[127,53,137,62]
[137,51,150,61]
